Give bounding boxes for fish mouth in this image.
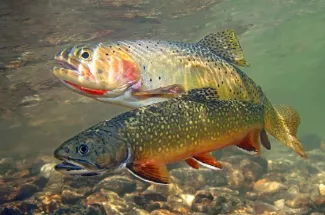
[54,159,103,177]
[62,80,109,96]
[53,60,132,97]
[57,60,79,71]
[53,59,109,96]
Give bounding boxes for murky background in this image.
[1,0,325,214]
[1,0,324,157]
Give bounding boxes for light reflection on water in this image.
[0,0,221,156]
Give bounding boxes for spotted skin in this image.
[124,89,264,162]
[53,30,307,158]
[54,88,266,184]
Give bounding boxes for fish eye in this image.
[81,51,90,59]
[78,144,89,155]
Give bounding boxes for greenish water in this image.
[0,0,324,157]
[208,0,325,139]
[1,1,325,214]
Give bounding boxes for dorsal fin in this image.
[178,87,219,102]
[197,29,250,67]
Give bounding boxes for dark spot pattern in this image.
[109,87,265,159]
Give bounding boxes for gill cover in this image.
[54,43,142,93]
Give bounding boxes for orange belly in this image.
[150,127,261,165]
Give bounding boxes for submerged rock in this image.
[131,208,151,215]
[190,189,243,214]
[0,158,16,175]
[170,167,227,190]
[319,184,325,195]
[253,178,287,194]
[53,205,86,215]
[93,175,137,197]
[268,159,295,173]
[143,191,167,202]
[221,155,268,190]
[286,194,312,209]
[86,189,130,214]
[190,190,214,213]
[85,203,107,215]
[253,178,288,203]
[207,192,243,214]
[0,207,23,215]
[61,189,84,204]
[39,193,63,214]
[150,209,177,215]
[312,195,325,208]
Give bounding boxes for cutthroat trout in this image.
[54,87,269,184]
[53,29,307,158]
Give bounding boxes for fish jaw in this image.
[53,147,105,177]
[52,43,142,98]
[54,159,104,177]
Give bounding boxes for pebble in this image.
[3,142,325,214]
[319,184,325,195]
[93,175,137,196]
[253,178,287,194]
[61,189,83,204]
[286,194,312,208]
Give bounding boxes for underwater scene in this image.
[1,0,325,214]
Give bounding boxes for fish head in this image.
[52,43,142,99]
[53,128,129,176]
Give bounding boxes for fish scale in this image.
[54,87,267,184]
[53,29,307,159]
[117,39,261,104]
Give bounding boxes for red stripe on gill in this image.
[64,81,107,95]
[122,60,139,83]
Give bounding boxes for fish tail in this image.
[263,99,307,158]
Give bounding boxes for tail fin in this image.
[264,100,307,158]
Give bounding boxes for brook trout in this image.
[54,87,269,184]
[53,30,307,158]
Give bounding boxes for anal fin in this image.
[132,84,185,99]
[185,158,200,169]
[126,162,170,185]
[193,153,222,170]
[236,129,261,155]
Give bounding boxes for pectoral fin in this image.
[185,158,200,169]
[126,162,170,185]
[192,153,222,170]
[132,84,185,99]
[236,129,261,155]
[260,129,271,150]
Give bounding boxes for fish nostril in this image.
[61,48,73,59]
[64,147,70,153]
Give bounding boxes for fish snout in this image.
[55,47,73,60]
[53,146,70,160]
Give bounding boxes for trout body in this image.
[54,88,266,184]
[53,30,306,158]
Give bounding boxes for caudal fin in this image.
[264,102,307,158]
[273,104,300,136]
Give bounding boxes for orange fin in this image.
[132,84,185,98]
[236,130,261,155]
[193,153,222,170]
[260,129,271,150]
[126,162,170,185]
[185,158,200,169]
